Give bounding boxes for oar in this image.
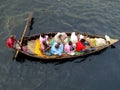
[14,12,33,59]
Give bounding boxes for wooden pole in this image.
[14,12,33,59]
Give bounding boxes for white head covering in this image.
[79,35,84,40]
[71,32,78,44]
[105,35,110,42]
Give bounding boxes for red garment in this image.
[6,37,15,48]
[76,41,85,52]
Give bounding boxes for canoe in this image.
[15,32,118,62]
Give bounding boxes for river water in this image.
[0,0,120,90]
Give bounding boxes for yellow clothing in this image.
[34,39,44,56]
[90,38,96,47]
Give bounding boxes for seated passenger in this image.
[70,32,78,47]
[95,38,106,47]
[81,39,95,51]
[48,33,55,45]
[51,42,63,56]
[40,41,51,55]
[39,33,49,44]
[76,39,85,52]
[79,34,84,40]
[105,35,110,44]
[64,41,75,55]
[84,35,92,45]
[54,32,68,44]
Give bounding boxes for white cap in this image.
[80,35,84,40]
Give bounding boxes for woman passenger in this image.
[39,33,49,44]
[64,41,75,55]
[76,38,85,52]
[51,42,63,56]
[70,32,78,47]
[40,41,51,55]
[54,32,68,44]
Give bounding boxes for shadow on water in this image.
[110,45,116,48]
[27,17,35,36]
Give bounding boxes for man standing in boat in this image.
[6,35,22,50]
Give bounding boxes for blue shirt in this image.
[51,42,63,56]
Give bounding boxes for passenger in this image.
[48,33,54,45]
[76,38,85,52]
[105,35,110,44]
[81,39,95,51]
[64,41,75,55]
[51,42,63,56]
[40,41,51,55]
[54,32,68,44]
[79,34,84,40]
[39,33,49,44]
[84,35,92,46]
[89,38,96,47]
[70,32,78,47]
[6,35,21,49]
[81,34,92,46]
[90,37,107,47]
[95,38,106,47]
[81,39,90,46]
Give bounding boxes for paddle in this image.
[13,12,33,59]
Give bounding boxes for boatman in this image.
[6,35,21,49]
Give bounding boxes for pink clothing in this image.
[64,43,75,55]
[39,35,48,43]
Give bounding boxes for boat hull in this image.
[13,32,119,62]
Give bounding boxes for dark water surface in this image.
[0,0,120,90]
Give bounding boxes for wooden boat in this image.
[15,32,118,62]
[9,13,118,62]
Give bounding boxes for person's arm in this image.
[44,46,51,52]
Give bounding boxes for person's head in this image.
[58,34,62,39]
[41,34,45,38]
[81,39,85,43]
[49,33,53,38]
[55,43,60,49]
[43,41,48,46]
[10,35,16,40]
[84,34,88,39]
[68,41,72,45]
[75,32,79,36]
